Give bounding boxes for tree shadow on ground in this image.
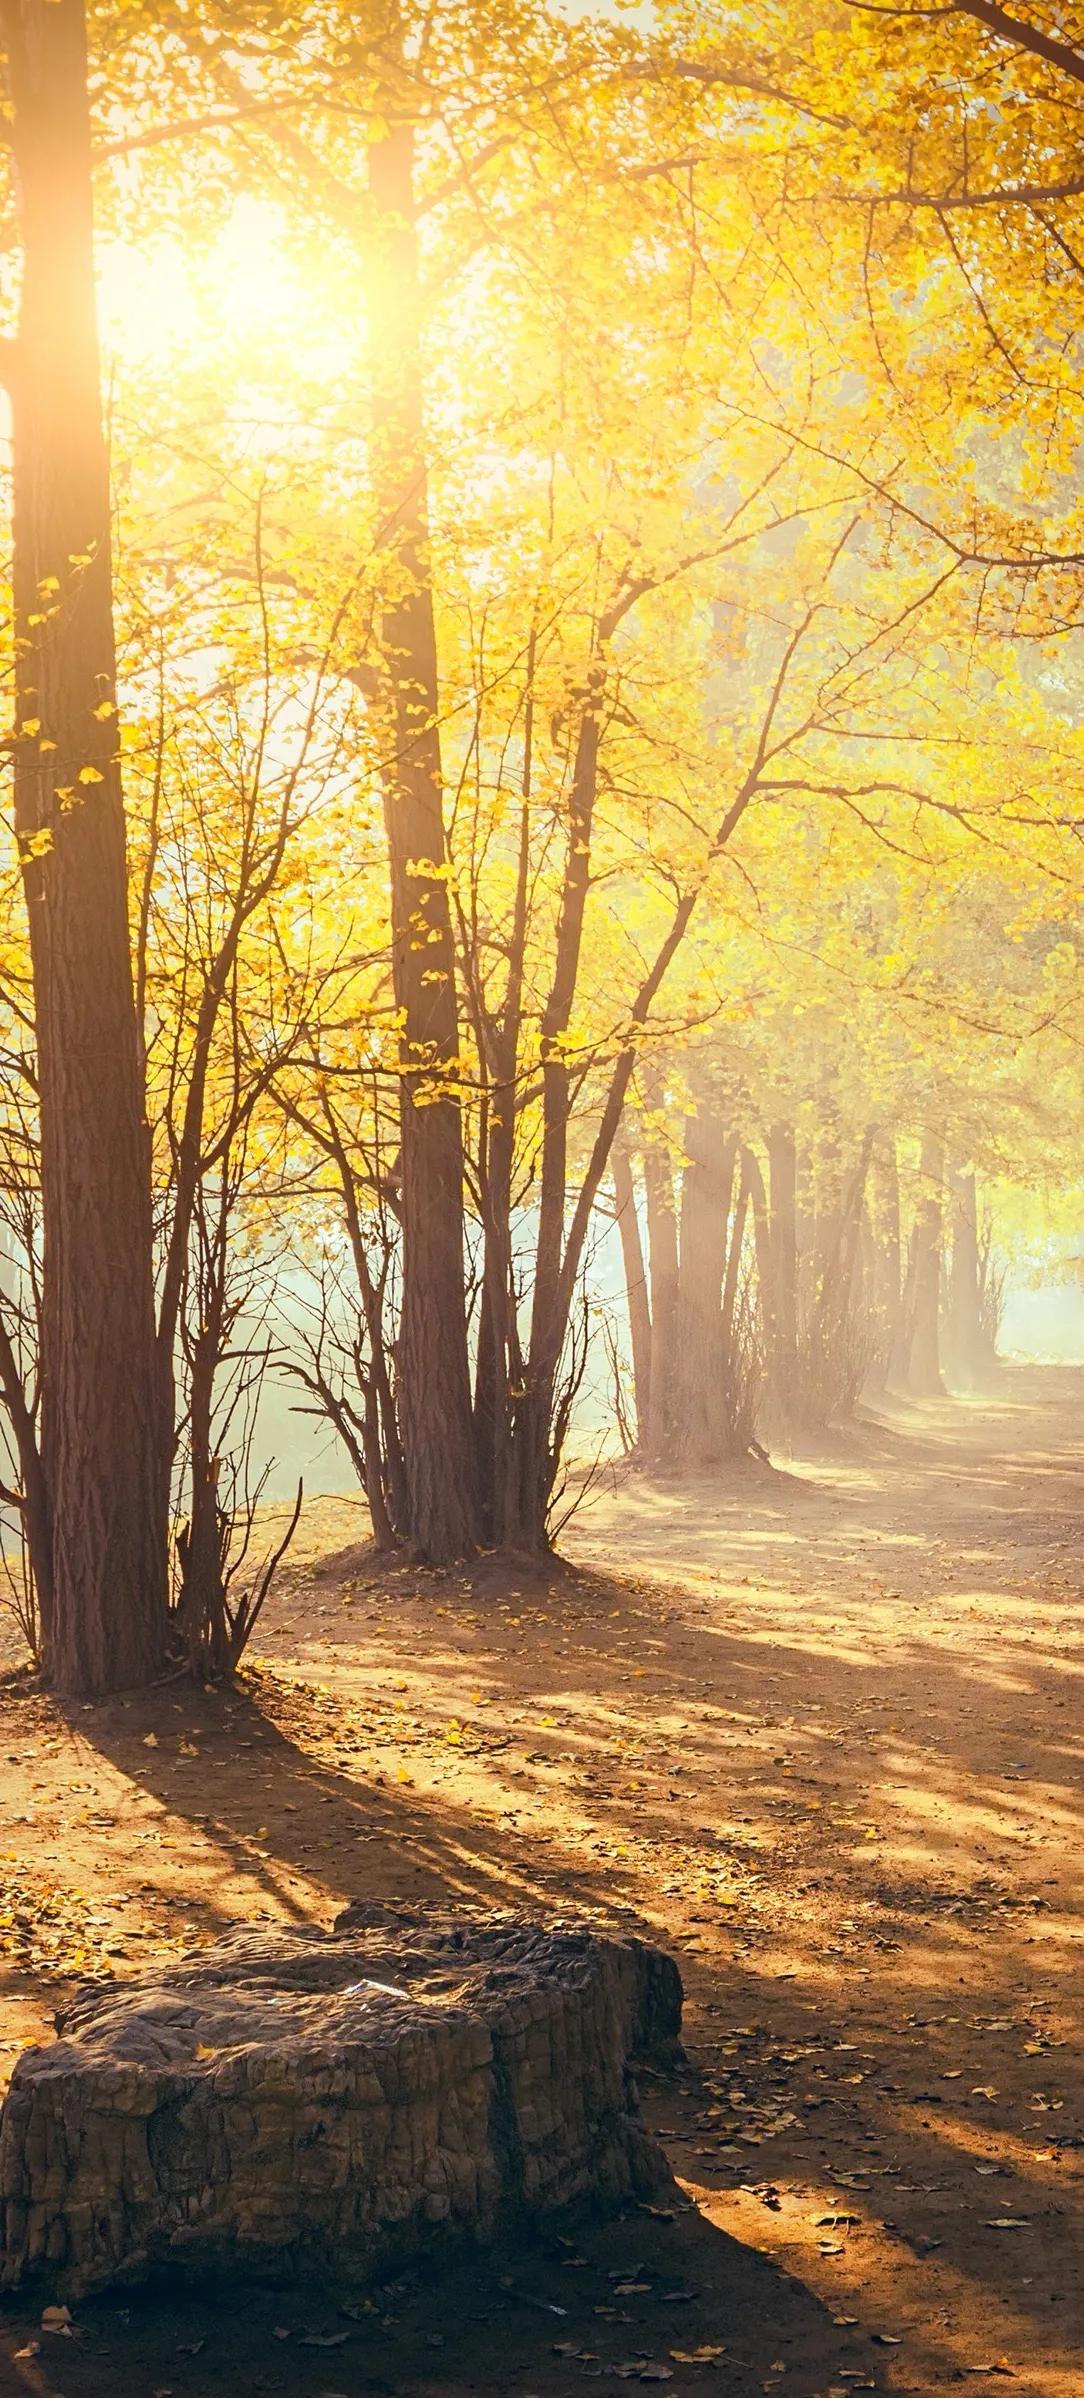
[5,1363,1084,2391]
[0,2202,848,2398]
[11,1606,1082,2398]
[0,1679,852,2398]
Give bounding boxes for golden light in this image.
[97,193,358,388]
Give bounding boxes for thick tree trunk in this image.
[643,1132,679,1460]
[906,1134,945,1397]
[810,1113,844,1334]
[946,1167,985,1389]
[612,1138,652,1450]
[367,107,479,1562]
[767,1122,799,1423]
[674,1113,735,1466]
[870,1135,905,1389]
[5,0,166,1693]
[745,1144,773,1354]
[720,1155,751,1368]
[810,1132,873,1336]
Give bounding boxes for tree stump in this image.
[0,1909,682,2297]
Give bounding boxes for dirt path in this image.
[2,1363,1084,2398]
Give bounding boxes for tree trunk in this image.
[5,0,167,1693]
[906,1134,945,1396]
[870,1134,905,1389]
[719,1153,751,1370]
[745,1144,773,1364]
[612,1138,652,1450]
[674,1112,735,1466]
[513,676,606,1543]
[319,1102,409,1544]
[810,1112,844,1335]
[176,1318,230,1683]
[810,1131,873,1338]
[0,1299,52,1628]
[643,1132,679,1460]
[475,1067,523,1543]
[946,1167,984,1389]
[767,1122,799,1424]
[474,641,535,1546]
[367,104,479,1562]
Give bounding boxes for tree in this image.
[2,0,166,1694]
[3,0,1084,1655]
[363,95,481,1563]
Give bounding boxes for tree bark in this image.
[746,1144,773,1362]
[809,1130,873,1342]
[870,1134,905,1389]
[512,673,606,1539]
[176,1306,230,1683]
[642,1129,679,1459]
[767,1122,799,1423]
[612,1137,652,1450]
[319,1100,409,1543]
[473,636,535,1545]
[946,1166,984,1388]
[810,1111,844,1334]
[5,0,167,1693]
[719,1153,751,1374]
[0,1298,51,1628]
[367,103,479,1562]
[673,1113,735,1465]
[906,1134,945,1396]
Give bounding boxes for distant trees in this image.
[611,1097,1013,1461]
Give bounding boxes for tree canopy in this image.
[1,0,1083,1687]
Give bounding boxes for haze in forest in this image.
[0,0,1083,1680]
[7,4,1084,2393]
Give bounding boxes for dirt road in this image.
[2,1364,1083,2398]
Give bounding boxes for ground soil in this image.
[2,1362,1084,2398]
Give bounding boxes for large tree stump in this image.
[0,1909,682,2298]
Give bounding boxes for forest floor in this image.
[2,1361,1084,2398]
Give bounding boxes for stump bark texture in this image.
[0,1910,682,2297]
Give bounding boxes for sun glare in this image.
[98,194,356,386]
